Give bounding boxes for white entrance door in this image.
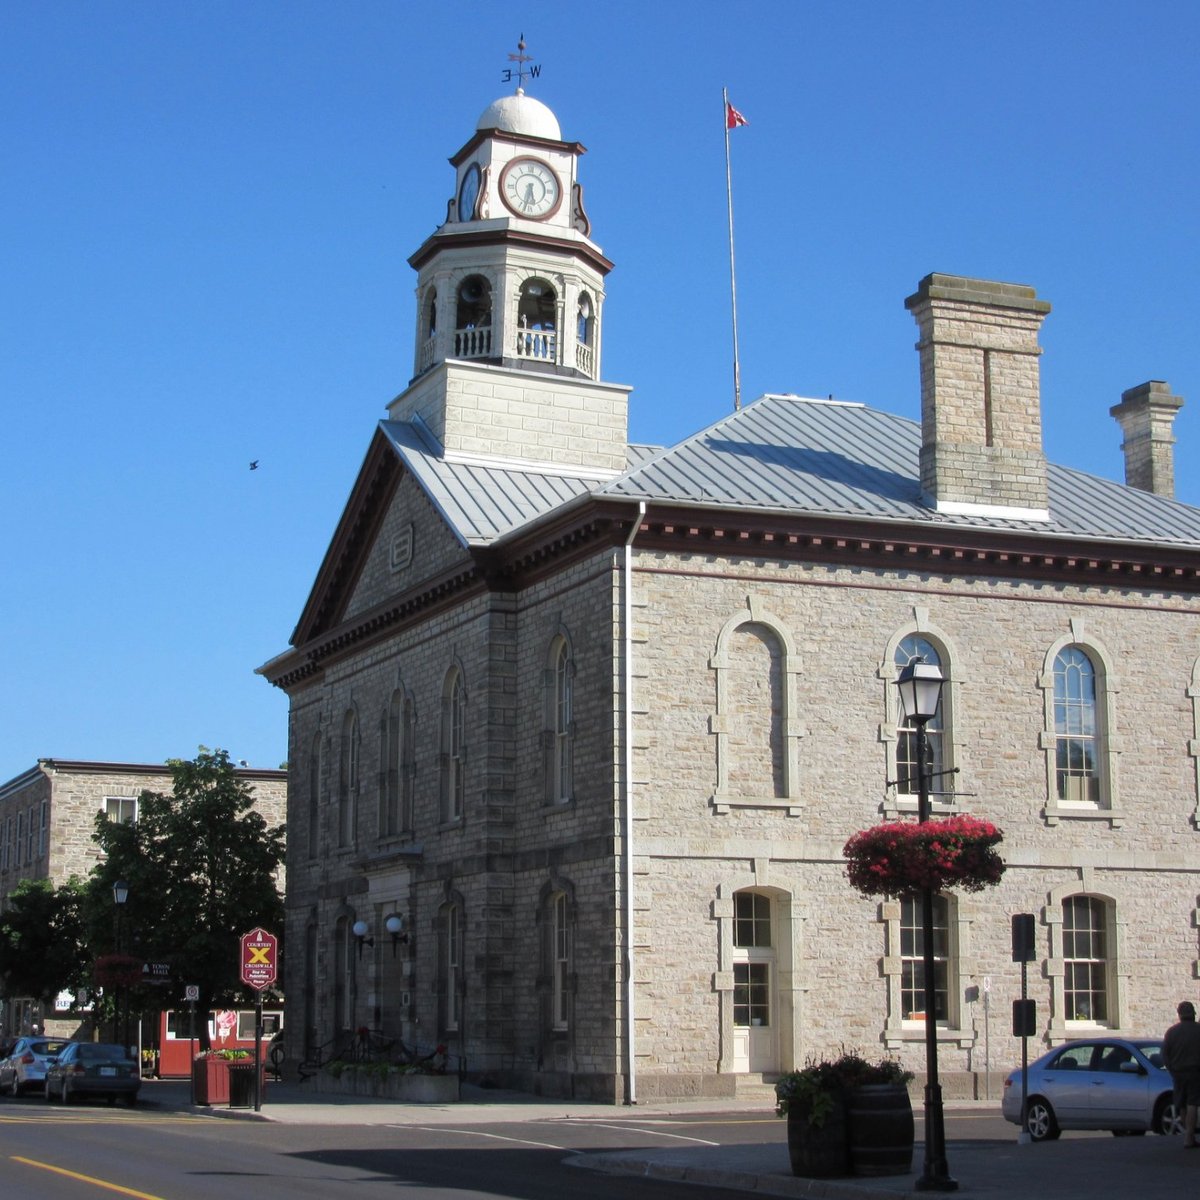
[732,960,776,1072]
[730,891,778,1074]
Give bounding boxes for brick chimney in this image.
[905,274,1052,519]
[1109,380,1184,498]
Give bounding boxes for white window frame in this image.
[1045,877,1124,1038]
[1039,621,1122,827]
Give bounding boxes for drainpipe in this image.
[622,502,645,1105]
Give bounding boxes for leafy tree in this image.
[89,748,285,1049]
[0,877,88,1010]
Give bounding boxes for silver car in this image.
[0,1037,70,1097]
[1002,1037,1182,1140]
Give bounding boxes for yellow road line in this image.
[11,1157,169,1199]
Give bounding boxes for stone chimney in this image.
[905,273,1052,519]
[1109,380,1184,498]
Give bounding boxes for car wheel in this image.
[8,1075,20,1099]
[1155,1096,1183,1136]
[62,1080,73,1105]
[43,1080,52,1101]
[1025,1097,1061,1142]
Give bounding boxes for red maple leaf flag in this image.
[726,101,749,130]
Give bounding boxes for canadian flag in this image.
[726,101,748,130]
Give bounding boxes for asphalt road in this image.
[1,1092,779,1200]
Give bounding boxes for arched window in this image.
[425,288,437,338]
[339,710,359,847]
[516,278,557,362]
[333,916,352,1032]
[440,668,467,823]
[544,636,574,804]
[382,688,417,837]
[895,634,947,801]
[1040,626,1119,825]
[307,732,321,858]
[1054,648,1099,804]
[454,275,492,359]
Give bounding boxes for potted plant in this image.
[843,815,1005,899]
[192,1048,252,1105]
[775,1052,914,1178]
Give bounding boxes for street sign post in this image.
[239,928,278,1113]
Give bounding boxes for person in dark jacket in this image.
[1164,1000,1200,1148]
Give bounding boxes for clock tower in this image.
[388,59,628,473]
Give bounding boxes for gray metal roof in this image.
[599,395,1200,549]
[382,396,1200,551]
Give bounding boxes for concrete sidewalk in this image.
[137,1079,1200,1199]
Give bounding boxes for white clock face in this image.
[501,158,560,219]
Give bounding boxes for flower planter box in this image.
[310,1069,459,1103]
[193,1058,266,1105]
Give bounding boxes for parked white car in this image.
[0,1036,70,1097]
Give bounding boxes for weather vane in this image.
[501,34,542,93]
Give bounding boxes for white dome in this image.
[476,91,561,141]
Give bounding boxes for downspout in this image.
[621,501,645,1105]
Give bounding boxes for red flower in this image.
[843,816,1005,899]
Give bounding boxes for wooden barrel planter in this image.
[787,1102,851,1178]
[847,1083,914,1177]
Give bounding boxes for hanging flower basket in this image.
[94,953,143,990]
[843,815,1005,898]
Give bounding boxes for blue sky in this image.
[2,2,1197,780]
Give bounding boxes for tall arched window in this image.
[516,278,557,362]
[425,288,437,338]
[895,634,947,800]
[440,669,467,823]
[544,636,574,804]
[1054,648,1099,804]
[1062,895,1108,1023]
[454,275,492,359]
[381,691,403,837]
[307,732,321,858]
[1040,626,1119,825]
[576,292,592,345]
[339,710,359,847]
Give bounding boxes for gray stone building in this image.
[259,85,1200,1102]
[0,759,287,1036]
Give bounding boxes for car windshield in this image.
[1134,1040,1165,1068]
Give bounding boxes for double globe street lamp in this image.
[894,659,957,1193]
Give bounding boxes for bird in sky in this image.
[250,460,259,470]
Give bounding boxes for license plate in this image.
[100,1067,116,1076]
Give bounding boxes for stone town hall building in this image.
[259,83,1200,1102]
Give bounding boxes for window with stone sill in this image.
[881,894,975,1051]
[440,667,467,824]
[543,635,575,806]
[1039,625,1121,828]
[1044,883,1122,1038]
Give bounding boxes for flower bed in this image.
[843,815,1005,898]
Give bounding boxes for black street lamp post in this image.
[112,880,129,1052]
[895,660,958,1193]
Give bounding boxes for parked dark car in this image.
[1002,1037,1181,1140]
[43,1042,140,1106]
[0,1037,70,1097]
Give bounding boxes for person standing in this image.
[1164,1000,1200,1148]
